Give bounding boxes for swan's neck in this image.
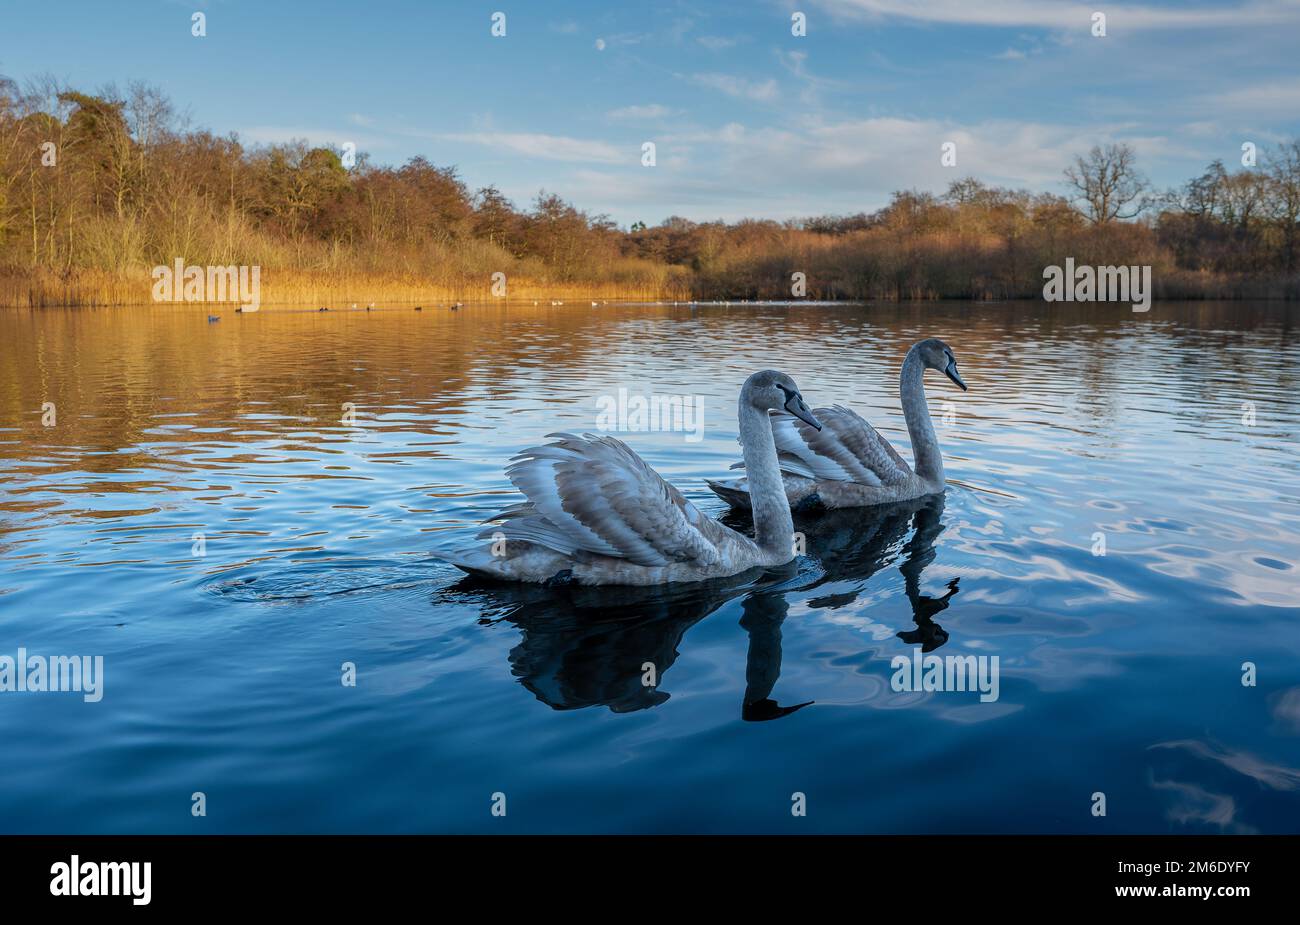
[901,349,943,484]
[738,399,793,558]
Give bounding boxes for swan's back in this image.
[488,432,732,568]
[772,406,912,486]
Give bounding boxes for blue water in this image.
[1,301,1297,833]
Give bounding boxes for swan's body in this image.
[708,339,967,512]
[447,370,822,586]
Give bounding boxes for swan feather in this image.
[488,432,728,568]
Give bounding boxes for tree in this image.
[1181,160,1227,218]
[1064,143,1149,224]
[472,185,522,253]
[1266,141,1300,270]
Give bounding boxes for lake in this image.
[1,300,1297,834]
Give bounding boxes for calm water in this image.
[1,301,1298,834]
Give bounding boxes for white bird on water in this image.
[447,370,822,586]
[709,338,968,511]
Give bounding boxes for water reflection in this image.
[791,495,957,652]
[461,571,769,713]
[457,493,961,718]
[2,300,1298,833]
[738,589,814,721]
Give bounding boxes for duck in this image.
[709,338,967,511]
[447,370,822,586]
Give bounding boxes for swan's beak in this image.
[786,393,823,431]
[944,360,968,391]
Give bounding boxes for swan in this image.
[447,370,822,586]
[708,338,967,511]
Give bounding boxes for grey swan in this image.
[447,369,822,586]
[708,338,967,511]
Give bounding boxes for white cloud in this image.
[697,35,739,50]
[1206,77,1300,114]
[690,73,779,101]
[607,104,676,121]
[438,131,626,165]
[570,115,1181,223]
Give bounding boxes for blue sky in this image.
[3,0,1299,225]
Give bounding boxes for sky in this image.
[3,0,1299,226]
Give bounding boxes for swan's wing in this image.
[771,405,913,486]
[486,432,729,568]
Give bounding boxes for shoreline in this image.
[2,268,1298,309]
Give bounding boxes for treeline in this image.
[2,76,1298,305]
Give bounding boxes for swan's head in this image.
[916,338,967,391]
[744,369,822,431]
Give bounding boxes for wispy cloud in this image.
[237,126,386,150]
[689,73,779,101]
[569,114,1181,222]
[1206,77,1300,114]
[437,131,626,165]
[607,104,677,121]
[697,35,739,50]
[596,32,649,48]
[813,0,1300,30]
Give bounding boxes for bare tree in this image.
[1181,159,1228,218]
[1064,143,1149,224]
[1266,141,1300,270]
[1218,168,1268,231]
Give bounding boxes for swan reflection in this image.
[793,494,958,653]
[457,493,958,716]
